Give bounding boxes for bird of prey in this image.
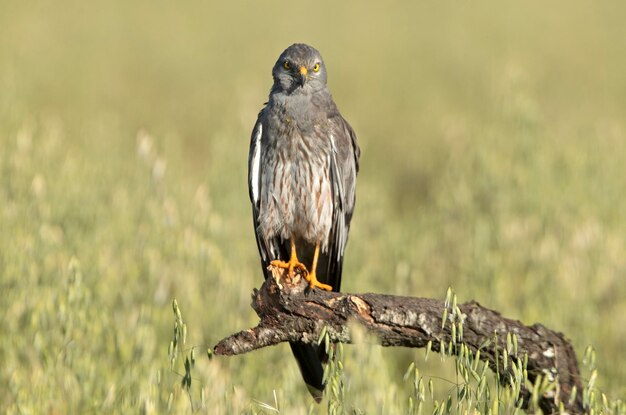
[248,43,360,401]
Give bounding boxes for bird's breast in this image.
[259,120,334,248]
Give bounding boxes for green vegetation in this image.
[1,1,625,413]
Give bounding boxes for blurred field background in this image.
[1,0,625,413]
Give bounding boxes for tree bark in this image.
[214,266,584,414]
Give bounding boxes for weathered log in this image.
[214,266,584,413]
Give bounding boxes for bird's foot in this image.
[270,257,308,279]
[305,271,332,291]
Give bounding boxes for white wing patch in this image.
[250,123,262,204]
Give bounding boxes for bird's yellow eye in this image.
[313,63,320,72]
[283,60,291,70]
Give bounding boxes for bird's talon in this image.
[306,272,333,291]
[270,258,308,279]
[270,260,289,268]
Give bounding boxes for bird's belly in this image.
[260,156,333,248]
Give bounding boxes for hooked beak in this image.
[296,66,308,86]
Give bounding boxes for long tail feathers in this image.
[289,342,325,403]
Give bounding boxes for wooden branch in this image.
[214,266,584,414]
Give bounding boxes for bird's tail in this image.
[289,342,325,402]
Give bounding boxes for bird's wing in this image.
[324,114,360,291]
[248,110,285,276]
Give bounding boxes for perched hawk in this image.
[247,43,360,401]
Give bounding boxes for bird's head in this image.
[272,43,327,94]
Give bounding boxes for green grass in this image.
[1,0,626,413]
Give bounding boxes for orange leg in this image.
[270,237,308,278]
[305,242,332,291]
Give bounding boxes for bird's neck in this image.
[270,89,329,111]
[267,91,328,134]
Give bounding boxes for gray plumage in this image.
[248,43,360,401]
